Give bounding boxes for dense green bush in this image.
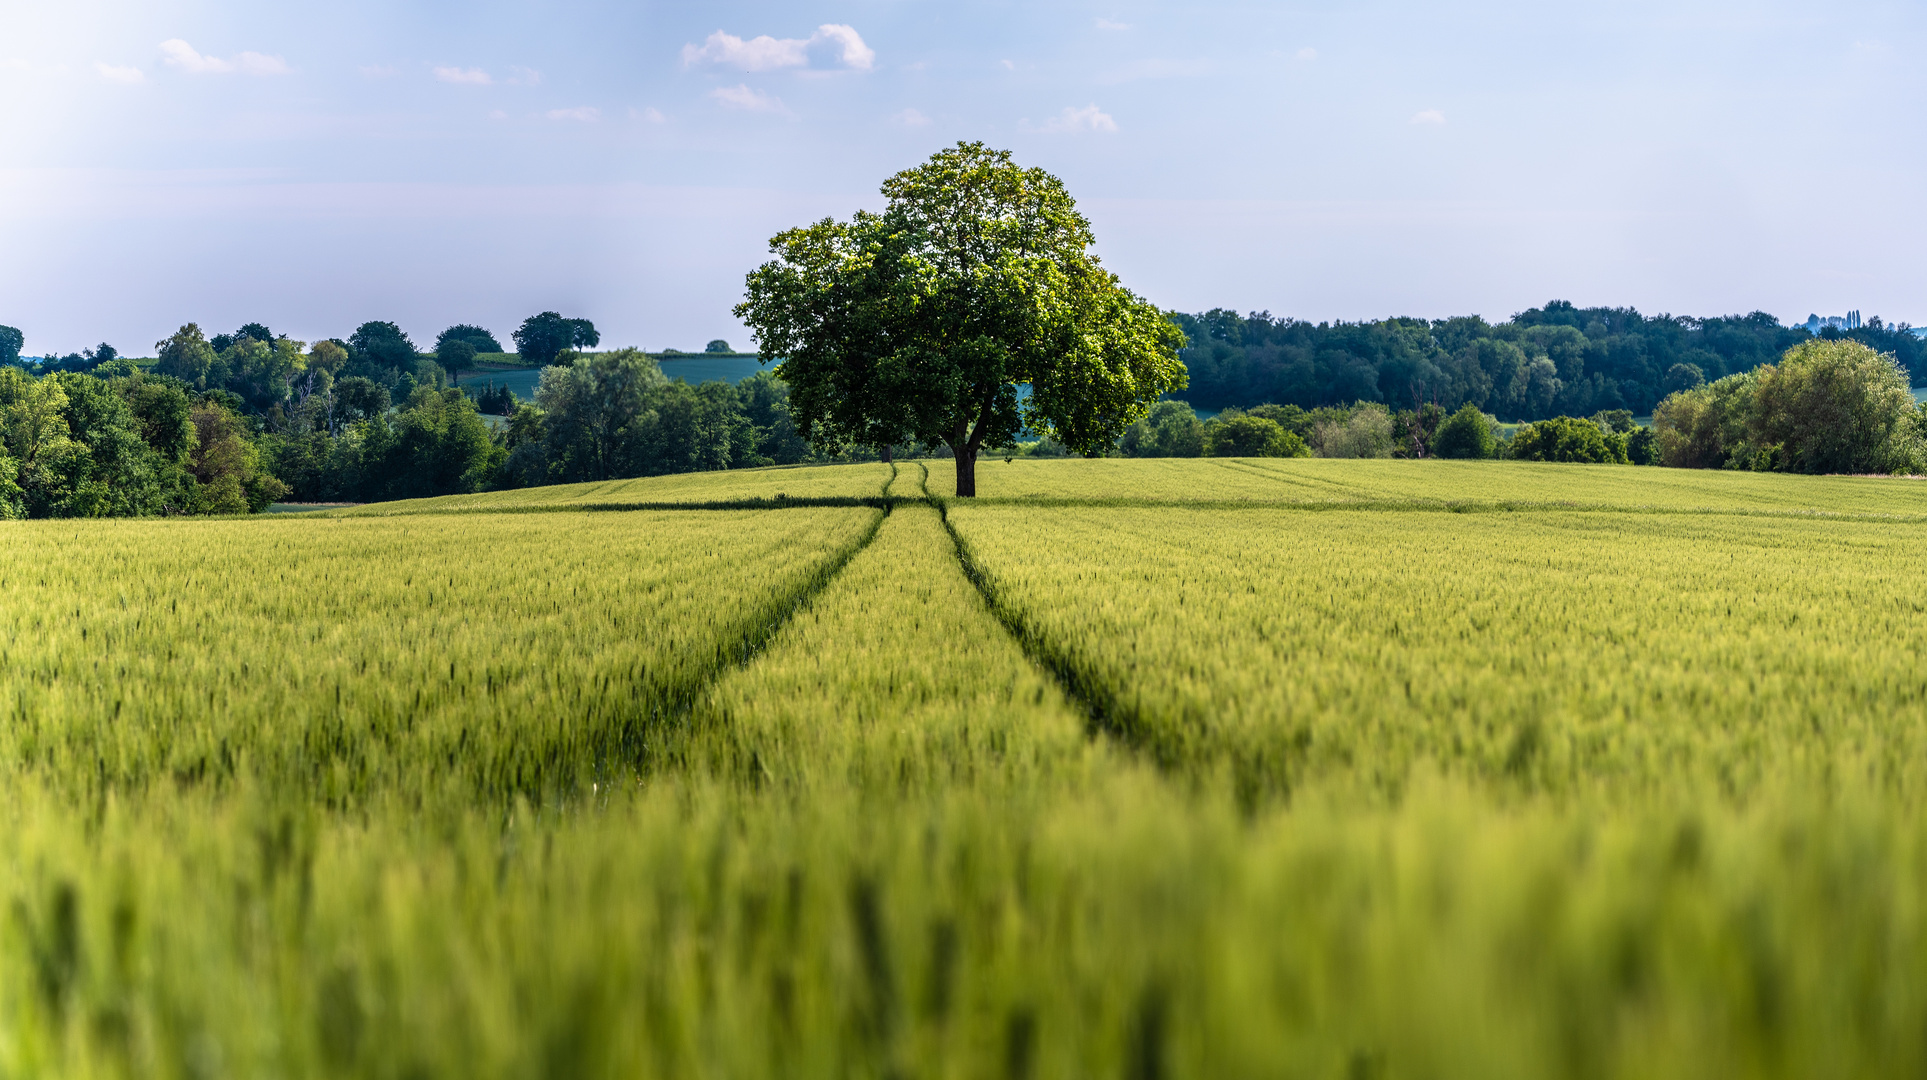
[1509,415,1629,464]
[1120,400,1206,457]
[1204,415,1306,457]
[0,366,285,517]
[1652,340,1924,474]
[1432,404,1497,459]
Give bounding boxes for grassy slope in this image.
[5,459,1927,1077]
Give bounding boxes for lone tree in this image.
[514,312,596,367]
[735,142,1187,496]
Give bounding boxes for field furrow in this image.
[0,508,880,799]
[946,504,1927,803]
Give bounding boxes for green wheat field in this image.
[6,458,1927,1078]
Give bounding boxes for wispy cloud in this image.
[487,109,508,120]
[633,106,667,123]
[1028,103,1119,134]
[547,106,599,122]
[159,39,289,76]
[682,25,874,72]
[999,59,1015,71]
[434,66,491,85]
[1095,18,1132,30]
[1410,108,1446,125]
[507,65,541,86]
[712,84,786,113]
[891,107,931,127]
[236,52,291,76]
[359,65,395,79]
[1295,47,1318,61]
[95,62,145,84]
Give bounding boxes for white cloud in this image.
[711,84,786,113]
[1095,18,1132,30]
[487,109,509,120]
[508,65,541,86]
[1031,103,1119,134]
[434,66,491,85]
[159,39,288,76]
[160,39,231,73]
[633,106,667,123]
[95,62,145,84]
[891,107,931,127]
[1295,47,1318,61]
[236,51,290,76]
[999,59,1015,71]
[1410,108,1446,125]
[360,65,396,79]
[547,106,600,122]
[682,24,874,72]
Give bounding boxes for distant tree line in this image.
[0,362,286,519]
[1119,337,1923,476]
[0,311,855,517]
[4,298,1922,518]
[1172,302,1926,420]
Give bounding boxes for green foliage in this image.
[1202,414,1305,457]
[513,311,589,367]
[1119,400,1206,457]
[1432,403,1498,459]
[1652,340,1922,475]
[1626,425,1657,465]
[506,349,780,485]
[736,141,1187,495]
[1509,415,1629,464]
[264,385,498,503]
[434,323,504,355]
[0,365,283,516]
[706,339,733,353]
[0,323,21,366]
[1172,302,1835,420]
[154,323,218,388]
[529,347,671,482]
[438,338,478,381]
[1308,402,1396,458]
[349,321,418,370]
[1751,339,1921,474]
[0,451,21,518]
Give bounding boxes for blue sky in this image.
[2,0,1923,355]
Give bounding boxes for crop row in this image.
[947,504,1927,805]
[0,508,878,801]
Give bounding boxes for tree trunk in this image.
[953,443,977,497]
[880,444,893,464]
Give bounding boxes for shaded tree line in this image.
[1173,302,1926,420]
[0,363,286,519]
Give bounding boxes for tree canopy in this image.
[736,141,1187,496]
[1653,339,1923,474]
[349,322,418,370]
[513,312,597,367]
[435,324,504,355]
[1170,303,1926,420]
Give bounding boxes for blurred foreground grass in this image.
[4,461,1926,1078]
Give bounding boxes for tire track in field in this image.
[607,501,893,778]
[920,462,1159,758]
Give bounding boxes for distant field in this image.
[454,352,768,404]
[7,459,1927,1077]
